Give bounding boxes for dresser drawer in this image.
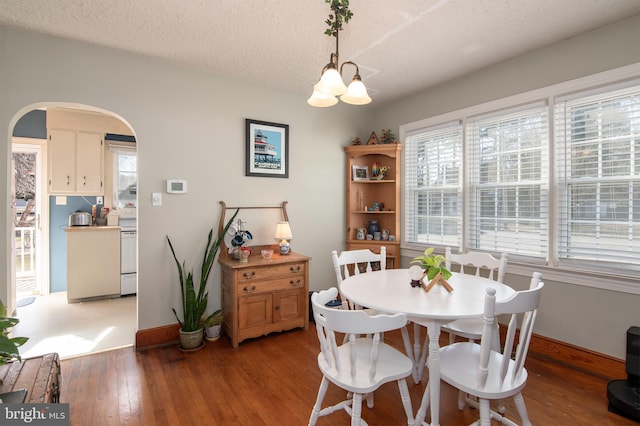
[238,276,305,295]
[235,262,306,282]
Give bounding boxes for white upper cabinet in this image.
[48,129,103,195]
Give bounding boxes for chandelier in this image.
[307,1,371,107]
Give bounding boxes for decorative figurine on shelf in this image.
[351,137,362,145]
[381,129,397,144]
[367,131,379,145]
[371,162,379,177]
[368,201,380,212]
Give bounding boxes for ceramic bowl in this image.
[261,249,274,259]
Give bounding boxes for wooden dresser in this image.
[219,251,310,348]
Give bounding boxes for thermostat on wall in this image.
[166,179,187,194]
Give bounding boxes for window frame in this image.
[400,63,640,295]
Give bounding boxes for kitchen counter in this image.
[66,226,121,302]
[64,225,120,232]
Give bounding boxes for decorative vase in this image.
[366,220,380,236]
[179,327,204,350]
[205,324,222,341]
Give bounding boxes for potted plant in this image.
[0,299,28,365]
[411,247,452,281]
[204,309,223,341]
[167,209,238,351]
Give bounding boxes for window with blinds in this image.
[555,83,640,268]
[466,105,549,258]
[403,75,639,280]
[404,123,463,248]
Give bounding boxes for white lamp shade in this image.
[340,78,372,105]
[314,68,347,96]
[307,90,339,107]
[274,221,293,240]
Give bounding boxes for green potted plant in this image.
[167,209,238,351]
[411,247,452,280]
[0,299,28,365]
[204,309,223,341]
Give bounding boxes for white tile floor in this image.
[13,293,136,360]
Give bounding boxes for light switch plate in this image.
[152,192,162,206]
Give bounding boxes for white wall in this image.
[0,26,372,331]
[374,15,640,359]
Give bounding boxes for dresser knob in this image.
[243,271,256,279]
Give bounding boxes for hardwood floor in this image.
[60,326,635,425]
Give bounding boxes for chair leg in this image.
[308,376,329,426]
[397,378,415,425]
[365,392,374,409]
[513,392,532,426]
[457,389,467,410]
[414,381,431,426]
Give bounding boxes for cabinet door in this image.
[238,293,273,329]
[49,129,77,193]
[273,288,304,323]
[76,132,103,194]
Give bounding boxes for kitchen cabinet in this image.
[219,251,310,348]
[65,226,120,301]
[48,129,103,195]
[344,143,402,268]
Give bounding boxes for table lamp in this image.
[274,221,293,255]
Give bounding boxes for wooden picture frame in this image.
[352,165,369,181]
[246,119,289,178]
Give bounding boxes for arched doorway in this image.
[8,102,138,359]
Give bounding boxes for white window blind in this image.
[466,104,549,257]
[404,122,463,248]
[555,83,640,269]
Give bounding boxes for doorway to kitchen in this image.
[9,103,138,359]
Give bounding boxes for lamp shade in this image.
[307,90,339,107]
[274,221,293,240]
[340,78,372,105]
[314,67,347,96]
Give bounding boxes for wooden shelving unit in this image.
[344,144,402,268]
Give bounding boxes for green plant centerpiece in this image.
[0,299,28,365]
[167,209,239,350]
[410,247,454,292]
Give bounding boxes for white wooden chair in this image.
[442,247,509,346]
[308,287,414,426]
[415,281,544,426]
[332,247,386,310]
[332,248,415,373]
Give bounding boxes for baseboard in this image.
[135,323,180,351]
[134,323,626,381]
[527,332,625,381]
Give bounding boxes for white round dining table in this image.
[340,269,515,426]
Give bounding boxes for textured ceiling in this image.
[1,0,639,106]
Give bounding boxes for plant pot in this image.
[179,327,204,350]
[205,324,222,341]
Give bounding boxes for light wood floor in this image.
[60,326,635,425]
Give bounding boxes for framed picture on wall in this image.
[352,165,369,181]
[245,119,289,178]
